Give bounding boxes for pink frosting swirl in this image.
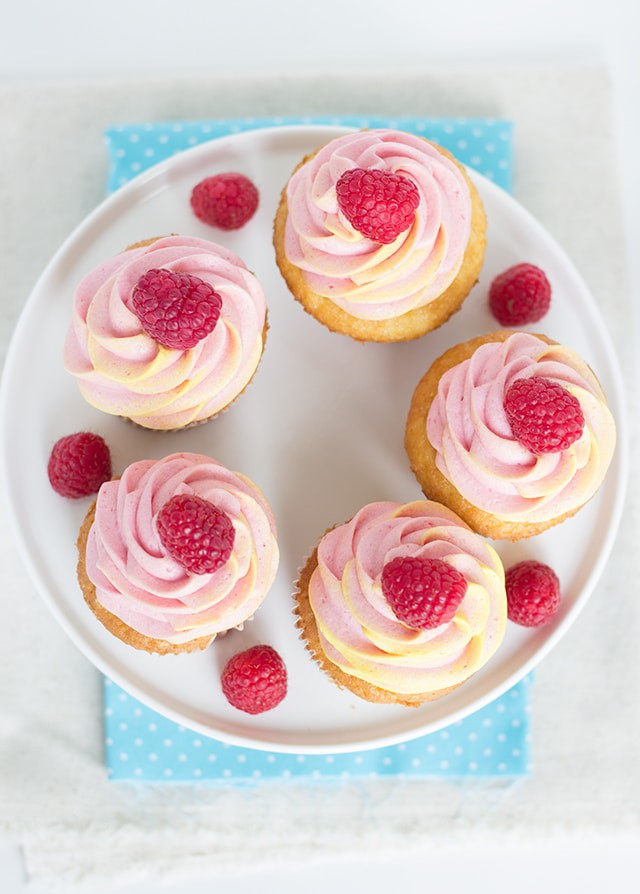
[426,333,617,522]
[85,453,279,645]
[284,129,472,320]
[308,501,506,695]
[64,235,266,429]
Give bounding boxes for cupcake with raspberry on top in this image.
[64,235,267,430]
[295,499,506,705]
[273,129,487,342]
[76,452,279,654]
[405,331,617,540]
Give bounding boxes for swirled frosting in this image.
[85,453,279,645]
[308,501,506,695]
[284,129,472,320]
[426,333,617,522]
[64,235,266,429]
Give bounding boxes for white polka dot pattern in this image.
[102,116,525,784]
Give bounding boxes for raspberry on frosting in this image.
[221,644,288,714]
[157,494,235,575]
[381,555,467,629]
[48,432,112,498]
[336,167,420,244]
[131,267,222,350]
[504,375,585,454]
[191,173,259,230]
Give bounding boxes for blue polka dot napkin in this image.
[102,116,530,783]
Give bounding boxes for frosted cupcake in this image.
[295,500,506,706]
[64,235,267,430]
[77,452,279,654]
[405,331,617,540]
[274,129,486,342]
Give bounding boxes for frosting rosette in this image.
[84,453,279,646]
[64,235,267,429]
[307,501,506,696]
[426,333,617,523]
[283,129,473,321]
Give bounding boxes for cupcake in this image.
[273,129,486,342]
[405,331,617,540]
[295,500,506,706]
[64,235,267,430]
[77,452,279,654]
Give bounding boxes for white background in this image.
[2,0,639,890]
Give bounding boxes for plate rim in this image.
[0,123,629,753]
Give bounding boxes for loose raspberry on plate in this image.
[381,556,468,629]
[489,263,551,325]
[47,432,112,498]
[221,644,288,714]
[157,494,235,575]
[131,268,222,350]
[504,375,585,454]
[506,560,561,627]
[190,173,259,230]
[336,167,420,244]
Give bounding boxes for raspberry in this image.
[336,167,420,244]
[221,644,288,714]
[190,173,259,230]
[504,376,585,454]
[505,560,561,627]
[156,494,235,575]
[381,556,468,629]
[489,263,551,325]
[47,432,112,498]
[131,268,222,350]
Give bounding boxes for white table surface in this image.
[2,1,639,890]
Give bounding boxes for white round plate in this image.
[0,125,627,753]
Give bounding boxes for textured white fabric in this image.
[0,67,638,888]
